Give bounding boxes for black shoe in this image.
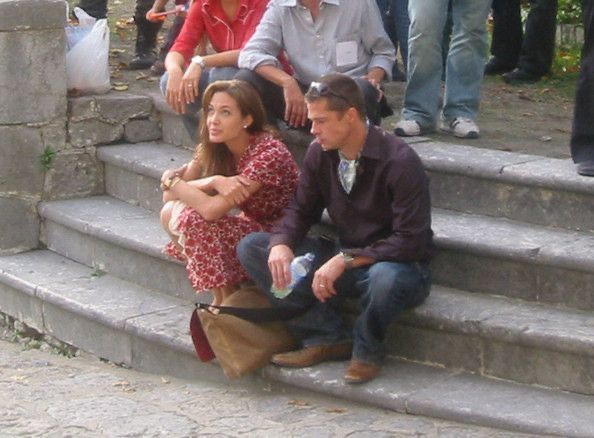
[129,52,157,70]
[577,161,594,177]
[502,68,542,84]
[484,58,515,76]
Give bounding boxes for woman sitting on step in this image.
[159,80,299,305]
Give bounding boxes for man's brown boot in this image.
[271,342,352,368]
[344,359,380,384]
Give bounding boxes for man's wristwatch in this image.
[340,251,355,269]
[191,55,206,69]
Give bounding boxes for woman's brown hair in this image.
[193,79,271,177]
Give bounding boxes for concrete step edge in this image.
[433,208,594,273]
[406,285,594,357]
[33,195,594,359]
[0,249,592,437]
[97,142,192,180]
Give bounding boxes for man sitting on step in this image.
[237,74,433,384]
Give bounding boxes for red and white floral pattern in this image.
[164,133,299,292]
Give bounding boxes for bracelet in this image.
[169,176,182,189]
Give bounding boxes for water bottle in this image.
[271,252,315,299]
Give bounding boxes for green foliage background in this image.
[557,0,582,24]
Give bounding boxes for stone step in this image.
[432,208,594,311]
[147,90,195,149]
[97,141,191,212]
[36,196,594,393]
[0,250,592,437]
[91,143,594,312]
[98,138,594,234]
[38,196,195,301]
[413,141,594,233]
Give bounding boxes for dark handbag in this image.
[189,284,300,379]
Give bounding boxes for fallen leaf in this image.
[288,399,310,407]
[540,135,552,142]
[325,407,347,413]
[112,82,129,91]
[522,112,535,117]
[161,377,170,384]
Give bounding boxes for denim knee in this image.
[366,261,430,307]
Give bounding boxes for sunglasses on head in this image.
[307,81,351,106]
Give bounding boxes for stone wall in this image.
[0,0,69,254]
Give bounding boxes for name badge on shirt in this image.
[336,40,358,67]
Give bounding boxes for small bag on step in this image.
[189,284,299,379]
[65,7,111,95]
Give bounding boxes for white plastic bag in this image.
[65,10,111,95]
[65,7,96,50]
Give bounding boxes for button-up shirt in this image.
[238,0,396,83]
[171,0,269,62]
[270,126,433,262]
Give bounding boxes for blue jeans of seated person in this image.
[402,0,490,129]
[159,67,239,141]
[237,232,431,365]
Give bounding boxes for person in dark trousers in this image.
[570,0,594,177]
[76,0,163,69]
[375,0,409,81]
[485,0,558,84]
[238,74,433,384]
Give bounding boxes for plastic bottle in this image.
[271,252,315,299]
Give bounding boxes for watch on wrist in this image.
[340,251,354,269]
[191,55,206,69]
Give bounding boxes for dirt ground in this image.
[70,0,577,160]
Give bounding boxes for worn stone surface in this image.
[0,30,66,124]
[407,371,594,437]
[124,118,161,143]
[0,198,39,253]
[41,220,194,300]
[0,284,43,331]
[98,142,191,211]
[104,164,162,211]
[0,0,65,31]
[0,125,45,194]
[483,341,594,395]
[432,209,594,310]
[69,93,153,123]
[0,339,532,438]
[68,118,125,147]
[42,149,104,200]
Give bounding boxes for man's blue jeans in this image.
[402,0,491,128]
[237,232,431,365]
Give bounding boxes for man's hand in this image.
[282,78,308,128]
[311,255,346,302]
[268,245,294,290]
[362,67,386,101]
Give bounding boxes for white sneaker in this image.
[441,117,480,139]
[394,119,422,137]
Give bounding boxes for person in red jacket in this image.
[160,0,288,140]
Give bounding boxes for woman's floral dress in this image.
[164,133,299,292]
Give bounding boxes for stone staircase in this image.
[1,91,594,436]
